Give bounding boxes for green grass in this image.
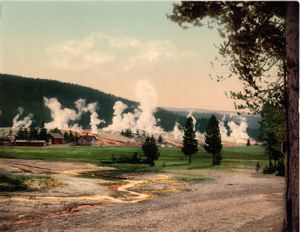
[0,172,56,192]
[0,172,28,192]
[0,145,267,173]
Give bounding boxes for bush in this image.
[256,162,260,172]
[111,152,141,164]
[121,129,133,138]
[142,135,160,166]
[263,161,276,174]
[276,159,285,176]
[0,173,28,192]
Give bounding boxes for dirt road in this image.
[0,159,284,232]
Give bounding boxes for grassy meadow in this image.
[0,145,267,173]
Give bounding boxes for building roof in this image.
[15,140,46,143]
[49,133,64,139]
[79,135,97,141]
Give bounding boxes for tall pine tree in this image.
[204,115,223,165]
[181,117,198,164]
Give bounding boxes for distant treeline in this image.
[0,74,261,140]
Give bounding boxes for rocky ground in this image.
[0,159,284,232]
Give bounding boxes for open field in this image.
[0,146,268,172]
[0,146,284,231]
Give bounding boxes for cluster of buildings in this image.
[0,132,98,147]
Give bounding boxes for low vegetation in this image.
[0,172,57,192]
[0,146,268,173]
[0,172,28,192]
[174,174,214,183]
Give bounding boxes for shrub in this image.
[111,152,141,164]
[121,129,133,138]
[142,135,160,166]
[256,162,260,172]
[0,173,28,192]
[263,161,276,174]
[276,159,285,176]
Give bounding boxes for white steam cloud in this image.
[44,97,104,132]
[86,102,105,133]
[172,121,183,140]
[104,80,163,134]
[12,107,33,129]
[104,101,137,132]
[219,115,249,143]
[44,97,80,130]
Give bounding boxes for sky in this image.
[0,1,243,111]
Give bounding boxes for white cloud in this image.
[47,32,199,72]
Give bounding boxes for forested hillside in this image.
[0,74,137,128]
[0,74,188,131]
[0,74,260,140]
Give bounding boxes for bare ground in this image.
[0,159,284,232]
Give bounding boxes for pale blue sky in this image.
[0,2,242,111]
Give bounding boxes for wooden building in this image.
[0,138,12,146]
[77,135,97,146]
[48,133,64,144]
[14,140,46,146]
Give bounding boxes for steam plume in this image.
[12,107,33,129]
[219,115,249,143]
[172,121,183,140]
[104,80,163,134]
[44,97,104,132]
[86,102,105,133]
[44,97,80,130]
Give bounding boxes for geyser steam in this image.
[12,107,33,129]
[219,115,250,143]
[44,97,104,132]
[104,80,163,134]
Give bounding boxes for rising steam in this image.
[12,107,33,129]
[172,121,183,140]
[44,97,104,132]
[219,115,249,143]
[104,80,163,134]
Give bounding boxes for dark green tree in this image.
[204,115,222,165]
[246,139,251,146]
[181,117,198,164]
[50,128,61,134]
[74,132,79,141]
[121,128,133,138]
[142,135,160,166]
[23,128,29,140]
[260,103,285,169]
[38,125,48,140]
[29,126,39,139]
[69,130,75,142]
[63,131,70,142]
[15,127,24,139]
[157,135,163,144]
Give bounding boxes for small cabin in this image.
[48,133,64,144]
[77,135,97,146]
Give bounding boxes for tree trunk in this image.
[285,2,299,231]
[189,155,191,164]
